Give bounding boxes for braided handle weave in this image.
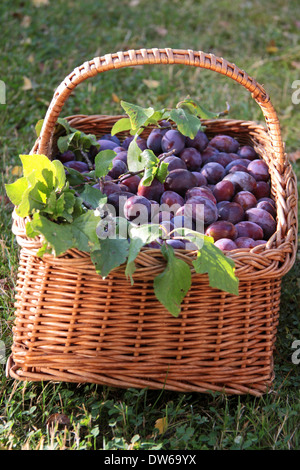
[35,48,286,172]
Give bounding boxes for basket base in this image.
[8,248,282,397]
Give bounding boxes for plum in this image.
[200,162,225,184]
[234,220,264,240]
[214,238,238,251]
[213,180,235,202]
[218,202,244,224]
[205,220,238,241]
[185,129,209,152]
[164,169,198,196]
[245,208,276,239]
[179,147,202,171]
[209,135,240,153]
[161,129,186,154]
[247,159,270,182]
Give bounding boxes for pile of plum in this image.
[58,124,277,251]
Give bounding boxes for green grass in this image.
[0,0,299,450]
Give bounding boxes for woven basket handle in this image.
[36,48,286,171]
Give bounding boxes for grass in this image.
[0,0,299,450]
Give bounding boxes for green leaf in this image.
[111,117,132,136]
[16,170,52,217]
[153,244,192,317]
[140,166,157,187]
[19,154,53,184]
[125,223,161,283]
[26,213,74,256]
[57,131,82,153]
[64,165,86,186]
[94,150,116,178]
[142,149,160,167]
[52,159,66,190]
[156,161,169,183]
[169,108,202,139]
[35,119,44,137]
[177,98,229,119]
[71,210,101,252]
[56,117,78,135]
[57,130,98,154]
[26,210,100,256]
[91,238,129,278]
[5,177,29,206]
[192,242,239,296]
[78,184,107,209]
[127,137,144,172]
[120,100,155,132]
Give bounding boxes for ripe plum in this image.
[137,177,164,202]
[163,156,187,171]
[124,195,152,222]
[223,171,257,193]
[218,202,244,224]
[234,221,264,240]
[164,169,197,196]
[213,180,235,202]
[214,238,237,251]
[238,145,257,160]
[209,135,239,153]
[179,147,202,171]
[247,159,270,182]
[245,208,276,239]
[185,129,209,151]
[185,186,216,204]
[64,161,89,172]
[205,220,238,241]
[107,160,128,179]
[200,162,225,184]
[161,129,186,154]
[233,191,257,210]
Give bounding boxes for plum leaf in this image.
[153,243,191,317]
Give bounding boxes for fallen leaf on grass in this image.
[12,166,23,176]
[291,61,300,70]
[154,417,168,435]
[111,92,120,103]
[22,77,33,91]
[46,413,70,429]
[21,15,31,28]
[154,26,168,37]
[289,151,300,162]
[266,39,278,54]
[143,79,160,89]
[31,0,49,6]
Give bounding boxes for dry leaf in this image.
[46,413,70,429]
[21,15,31,28]
[112,92,120,103]
[154,26,168,37]
[291,61,300,70]
[154,417,168,435]
[266,40,278,53]
[31,0,49,6]
[22,77,33,91]
[143,79,160,89]
[11,166,23,176]
[289,151,300,162]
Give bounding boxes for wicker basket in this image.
[7,48,298,396]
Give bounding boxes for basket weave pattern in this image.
[8,49,298,396]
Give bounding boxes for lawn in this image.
[0,0,299,450]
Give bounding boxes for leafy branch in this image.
[5,97,239,317]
